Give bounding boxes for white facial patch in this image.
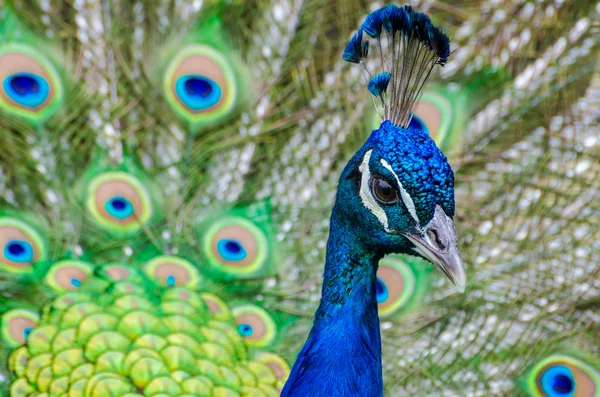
[359,150,390,231]
[380,158,421,229]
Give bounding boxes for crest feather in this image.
[343,4,450,128]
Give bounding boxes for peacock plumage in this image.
[0,0,598,396]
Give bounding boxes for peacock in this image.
[282,5,465,395]
[0,0,598,396]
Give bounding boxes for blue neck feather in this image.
[282,203,384,397]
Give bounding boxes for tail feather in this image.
[0,1,599,396]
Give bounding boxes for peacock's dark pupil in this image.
[238,323,253,336]
[105,196,134,220]
[225,241,242,254]
[216,238,248,262]
[7,242,25,256]
[10,75,39,95]
[111,199,127,210]
[553,375,573,393]
[185,78,213,98]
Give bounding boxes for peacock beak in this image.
[402,206,466,293]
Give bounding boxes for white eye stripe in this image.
[379,159,421,228]
[359,150,390,231]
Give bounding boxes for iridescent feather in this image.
[0,0,598,396]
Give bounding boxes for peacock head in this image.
[338,120,465,291]
[339,4,466,291]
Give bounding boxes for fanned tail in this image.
[0,1,598,396]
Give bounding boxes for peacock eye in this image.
[370,176,398,204]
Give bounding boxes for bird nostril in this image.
[427,228,446,251]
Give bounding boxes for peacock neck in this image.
[316,207,381,320]
[282,203,384,396]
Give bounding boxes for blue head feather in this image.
[283,5,459,396]
[367,73,392,97]
[361,8,384,38]
[410,11,431,40]
[382,5,411,34]
[342,29,367,64]
[328,120,455,253]
[429,26,451,65]
[364,121,454,223]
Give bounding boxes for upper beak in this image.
[402,205,466,293]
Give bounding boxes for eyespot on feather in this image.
[375,257,416,318]
[411,91,453,143]
[104,264,134,282]
[143,255,201,288]
[0,43,63,123]
[0,217,46,273]
[201,293,230,314]
[232,305,276,347]
[8,346,30,376]
[412,89,462,151]
[45,260,94,292]
[256,352,291,382]
[1,309,39,348]
[202,216,268,276]
[86,171,152,232]
[407,114,429,135]
[164,45,237,128]
[522,354,600,397]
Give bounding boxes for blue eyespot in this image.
[541,365,575,397]
[238,323,254,337]
[375,277,389,304]
[166,274,176,287]
[216,239,247,262]
[3,73,50,108]
[408,114,429,135]
[175,75,222,111]
[4,240,34,263]
[23,327,33,339]
[104,196,134,220]
[70,278,81,288]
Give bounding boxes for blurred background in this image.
[0,0,598,396]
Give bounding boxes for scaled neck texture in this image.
[281,201,384,397]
